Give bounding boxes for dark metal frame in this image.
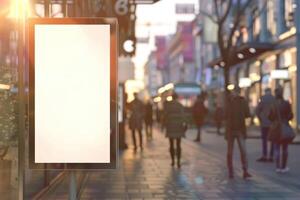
[28,18,118,169]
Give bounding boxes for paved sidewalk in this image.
[42,126,300,199]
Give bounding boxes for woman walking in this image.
[144,100,153,139]
[164,93,186,168]
[269,87,294,173]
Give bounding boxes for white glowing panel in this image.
[35,25,110,163]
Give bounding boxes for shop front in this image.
[248,61,261,126]
[277,47,297,128]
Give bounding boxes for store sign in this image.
[155,36,167,70]
[270,70,289,80]
[239,78,252,88]
[29,18,118,169]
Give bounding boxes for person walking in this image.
[226,86,252,179]
[268,87,294,173]
[214,103,223,135]
[128,93,144,151]
[192,94,208,142]
[256,88,275,162]
[144,100,153,139]
[164,93,187,168]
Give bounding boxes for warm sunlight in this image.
[7,0,30,19]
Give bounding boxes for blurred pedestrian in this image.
[164,93,187,168]
[192,94,208,142]
[128,93,144,151]
[268,87,294,173]
[144,100,153,139]
[256,88,275,162]
[214,103,223,135]
[226,86,252,179]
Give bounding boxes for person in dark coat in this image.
[164,93,187,168]
[192,94,208,142]
[128,93,144,151]
[256,88,275,162]
[214,103,223,135]
[144,100,153,139]
[268,87,293,173]
[226,86,252,179]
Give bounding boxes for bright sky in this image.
[133,0,199,80]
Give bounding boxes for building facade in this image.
[167,22,196,84]
[144,52,163,97]
[199,0,299,128]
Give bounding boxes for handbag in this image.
[280,122,295,143]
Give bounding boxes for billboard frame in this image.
[28,18,118,170]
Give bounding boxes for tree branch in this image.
[226,0,253,51]
[219,0,233,24]
[213,0,220,21]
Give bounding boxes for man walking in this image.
[192,94,208,142]
[226,86,252,179]
[128,93,144,151]
[256,88,275,162]
[144,100,153,139]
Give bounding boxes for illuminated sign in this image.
[270,69,289,80]
[239,78,252,88]
[29,18,118,169]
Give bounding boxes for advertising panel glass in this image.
[28,18,118,169]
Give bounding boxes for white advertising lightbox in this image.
[28,18,118,169]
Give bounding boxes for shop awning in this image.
[208,42,274,68]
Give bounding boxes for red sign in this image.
[155,36,168,70]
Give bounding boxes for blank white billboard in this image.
[34,24,110,163]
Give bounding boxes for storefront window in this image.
[249,83,261,126]
[285,0,295,28]
[261,55,276,92]
[238,66,247,96]
[279,48,297,128]
[267,0,276,37]
[248,61,261,126]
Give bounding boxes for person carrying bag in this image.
[268,87,294,173]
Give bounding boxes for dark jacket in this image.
[269,99,293,125]
[226,95,250,138]
[214,106,224,123]
[192,99,208,126]
[144,103,153,125]
[129,98,144,130]
[256,94,275,127]
[164,100,186,138]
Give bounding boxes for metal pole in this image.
[17,10,26,200]
[296,0,300,131]
[69,171,77,200]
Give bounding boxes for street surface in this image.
[41,126,300,200]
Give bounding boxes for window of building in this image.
[285,0,295,28]
[252,7,260,41]
[267,0,276,37]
